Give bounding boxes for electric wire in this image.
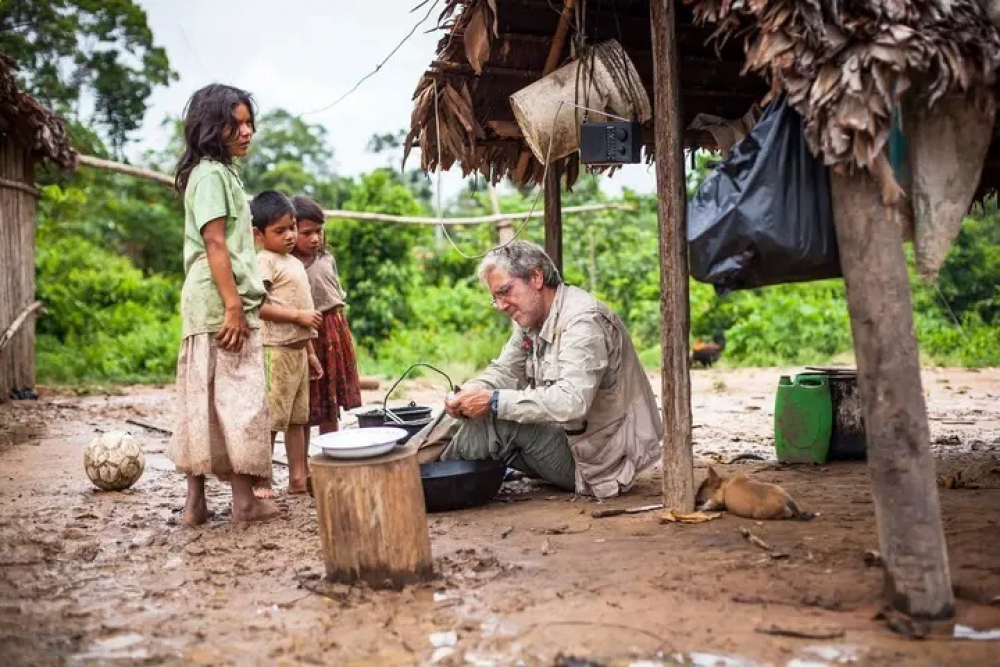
[298,0,441,118]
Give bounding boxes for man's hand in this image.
[444,391,463,418]
[295,309,323,329]
[447,388,492,420]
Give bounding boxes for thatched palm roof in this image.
[405,0,1000,195]
[691,0,1000,192]
[0,54,76,169]
[404,0,769,187]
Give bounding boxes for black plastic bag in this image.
[687,95,840,295]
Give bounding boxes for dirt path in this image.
[1,367,999,666]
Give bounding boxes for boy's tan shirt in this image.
[257,249,318,347]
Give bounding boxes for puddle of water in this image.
[480,616,521,638]
[786,644,861,667]
[143,452,175,472]
[684,652,763,667]
[70,632,148,663]
[954,624,1000,641]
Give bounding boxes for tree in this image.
[239,109,347,206]
[1,0,176,153]
[686,149,722,197]
[366,129,407,155]
[932,199,1000,326]
[367,128,433,205]
[326,170,431,349]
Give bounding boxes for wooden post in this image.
[487,182,514,245]
[311,443,434,589]
[512,0,577,184]
[830,168,954,619]
[544,162,563,274]
[651,0,694,512]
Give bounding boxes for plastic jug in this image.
[774,373,832,463]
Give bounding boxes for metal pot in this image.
[356,402,432,428]
[356,401,433,445]
[806,367,867,460]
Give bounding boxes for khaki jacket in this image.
[468,284,662,498]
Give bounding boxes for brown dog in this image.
[695,467,816,520]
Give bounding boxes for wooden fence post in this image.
[544,163,563,275]
[830,168,954,619]
[651,0,694,512]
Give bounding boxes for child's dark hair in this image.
[291,195,325,225]
[251,190,295,232]
[174,84,256,193]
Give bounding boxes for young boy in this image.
[251,190,323,496]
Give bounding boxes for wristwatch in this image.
[490,389,499,414]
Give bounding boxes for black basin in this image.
[419,458,507,513]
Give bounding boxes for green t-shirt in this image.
[179,159,266,338]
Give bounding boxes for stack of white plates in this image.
[313,427,408,459]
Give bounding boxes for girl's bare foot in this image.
[181,499,211,526]
[253,485,278,500]
[182,474,210,526]
[231,498,281,524]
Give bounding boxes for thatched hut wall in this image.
[0,54,75,400]
[0,141,37,399]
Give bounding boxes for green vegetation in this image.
[18,1,1000,388]
[34,153,1000,387]
[1,0,176,153]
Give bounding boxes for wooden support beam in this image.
[77,154,175,187]
[487,181,514,245]
[74,152,631,226]
[487,120,524,138]
[512,0,577,184]
[651,0,694,513]
[830,168,954,619]
[430,60,541,79]
[544,162,563,274]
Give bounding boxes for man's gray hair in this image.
[477,240,562,287]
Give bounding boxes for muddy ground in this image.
[1,367,999,666]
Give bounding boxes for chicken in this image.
[691,332,726,369]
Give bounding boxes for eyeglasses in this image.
[489,278,518,308]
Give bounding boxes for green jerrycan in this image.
[774,373,833,463]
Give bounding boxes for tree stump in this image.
[830,168,954,619]
[311,443,434,589]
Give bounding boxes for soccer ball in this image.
[84,431,145,491]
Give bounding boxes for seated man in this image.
[427,240,662,499]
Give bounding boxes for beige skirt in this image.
[167,330,272,480]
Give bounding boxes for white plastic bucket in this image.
[510,40,651,164]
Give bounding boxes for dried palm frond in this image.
[0,54,76,169]
[687,0,1000,175]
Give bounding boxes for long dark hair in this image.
[174,84,256,193]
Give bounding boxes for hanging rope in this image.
[431,78,563,260]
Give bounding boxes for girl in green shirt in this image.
[166,84,279,526]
